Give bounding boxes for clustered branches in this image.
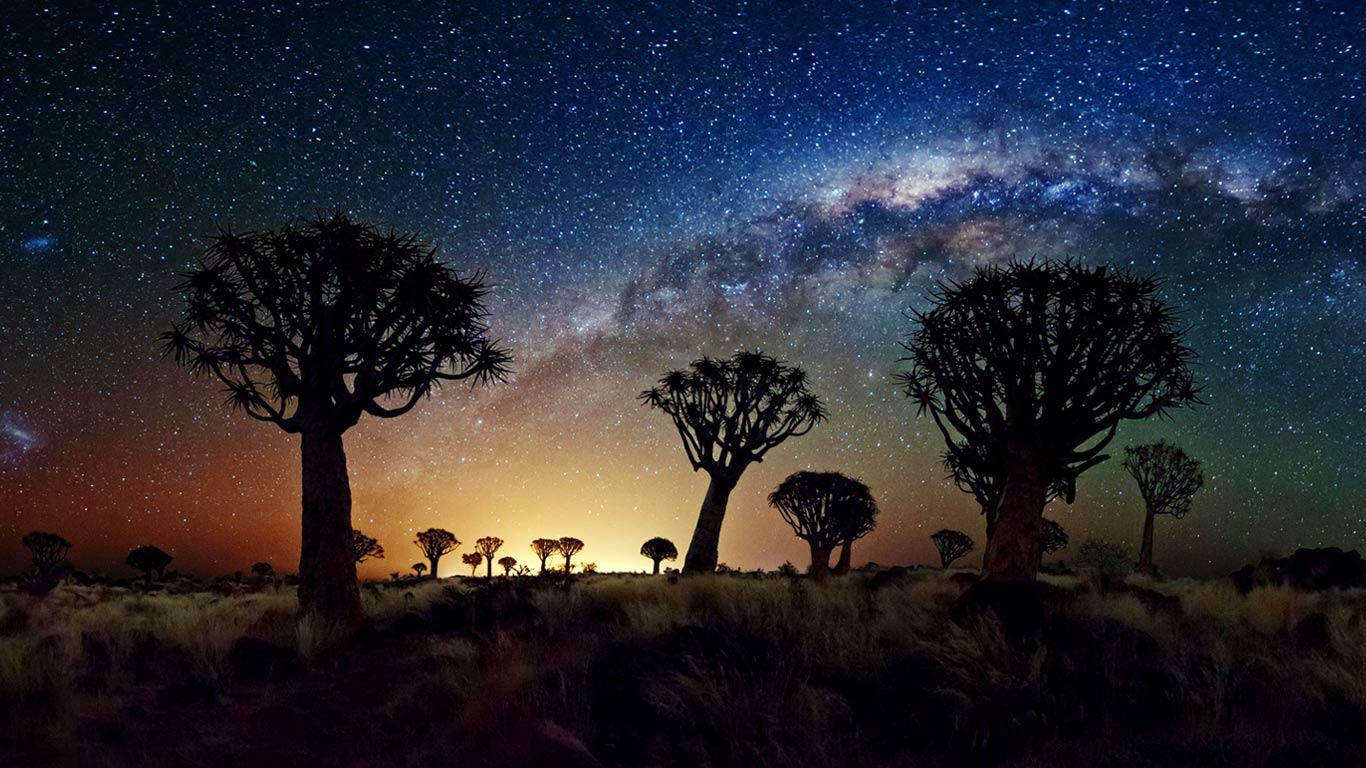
[1123,441,1204,519]
[640,537,678,573]
[125,545,173,582]
[1040,518,1069,557]
[160,212,511,435]
[462,552,483,575]
[558,537,584,573]
[22,531,71,576]
[415,528,459,577]
[475,536,504,577]
[640,351,826,477]
[351,529,385,564]
[530,538,559,573]
[898,261,1200,504]
[768,471,877,574]
[930,529,975,569]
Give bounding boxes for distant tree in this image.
[1039,518,1070,565]
[497,556,517,575]
[639,537,679,574]
[641,351,826,573]
[557,537,584,573]
[462,552,483,576]
[777,561,800,577]
[768,472,877,576]
[475,536,504,578]
[250,561,275,579]
[415,528,459,579]
[125,545,173,583]
[411,563,426,578]
[1124,441,1204,573]
[898,261,1199,582]
[530,538,559,574]
[941,443,1070,572]
[351,529,385,564]
[580,562,598,575]
[512,564,531,576]
[930,529,975,569]
[1075,537,1132,578]
[832,481,878,575]
[161,212,510,627]
[21,531,71,577]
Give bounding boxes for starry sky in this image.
[0,1,1361,579]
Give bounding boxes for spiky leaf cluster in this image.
[1123,441,1204,519]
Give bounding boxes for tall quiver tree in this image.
[641,351,826,573]
[475,537,503,578]
[832,490,878,575]
[898,261,1199,583]
[640,537,678,574]
[558,537,584,573]
[1123,441,1203,574]
[415,528,459,579]
[161,213,510,627]
[530,538,559,574]
[22,532,71,577]
[768,472,876,577]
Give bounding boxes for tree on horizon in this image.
[497,555,517,575]
[768,471,877,577]
[641,351,825,573]
[1039,517,1070,567]
[899,261,1199,582]
[351,529,385,564]
[475,537,504,578]
[161,212,510,627]
[1124,441,1203,574]
[125,545,173,583]
[930,529,975,569]
[411,562,426,578]
[557,537,584,573]
[462,552,483,576]
[530,538,559,574]
[21,531,70,578]
[415,528,459,579]
[639,537,678,574]
[250,562,274,579]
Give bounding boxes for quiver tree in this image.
[497,556,517,575]
[641,351,826,573]
[351,529,385,564]
[21,531,70,577]
[942,442,1069,572]
[832,488,878,576]
[930,529,975,569]
[899,261,1199,582]
[251,562,274,579]
[639,537,678,574]
[125,545,173,583]
[411,563,426,578]
[1039,518,1069,566]
[768,472,876,577]
[558,537,584,573]
[530,538,559,574]
[462,552,483,576]
[1123,441,1203,573]
[161,212,510,628]
[415,528,459,579]
[475,537,504,578]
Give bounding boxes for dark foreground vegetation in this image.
[3,567,1365,768]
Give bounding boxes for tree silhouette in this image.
[125,545,173,583]
[497,556,517,575]
[351,529,385,564]
[930,529,975,569]
[411,563,426,578]
[21,532,70,577]
[832,484,878,576]
[641,351,826,573]
[639,537,678,575]
[558,537,584,573]
[161,212,510,627]
[1123,441,1204,573]
[1039,518,1070,565]
[941,442,1070,572]
[898,261,1199,582]
[530,538,559,574]
[415,528,459,579]
[1075,537,1131,578]
[250,562,274,579]
[768,472,876,577]
[475,536,504,578]
[462,552,483,576]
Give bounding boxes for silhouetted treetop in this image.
[769,471,876,575]
[530,538,559,573]
[640,350,825,475]
[126,545,173,582]
[1040,518,1070,555]
[251,562,274,578]
[558,537,584,573]
[899,261,1199,504]
[1123,441,1204,520]
[22,531,70,575]
[930,529,975,569]
[640,537,678,566]
[416,529,458,559]
[351,529,385,563]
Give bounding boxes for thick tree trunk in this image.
[486,558,494,578]
[832,539,853,575]
[564,554,573,573]
[297,429,363,628]
[539,556,548,574]
[428,556,441,578]
[683,472,738,573]
[1137,509,1156,573]
[652,559,661,575]
[807,541,833,577]
[981,507,998,572]
[981,451,1047,583]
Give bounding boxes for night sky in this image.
[1,1,1361,578]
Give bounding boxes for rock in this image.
[1233,548,1366,594]
[228,636,302,682]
